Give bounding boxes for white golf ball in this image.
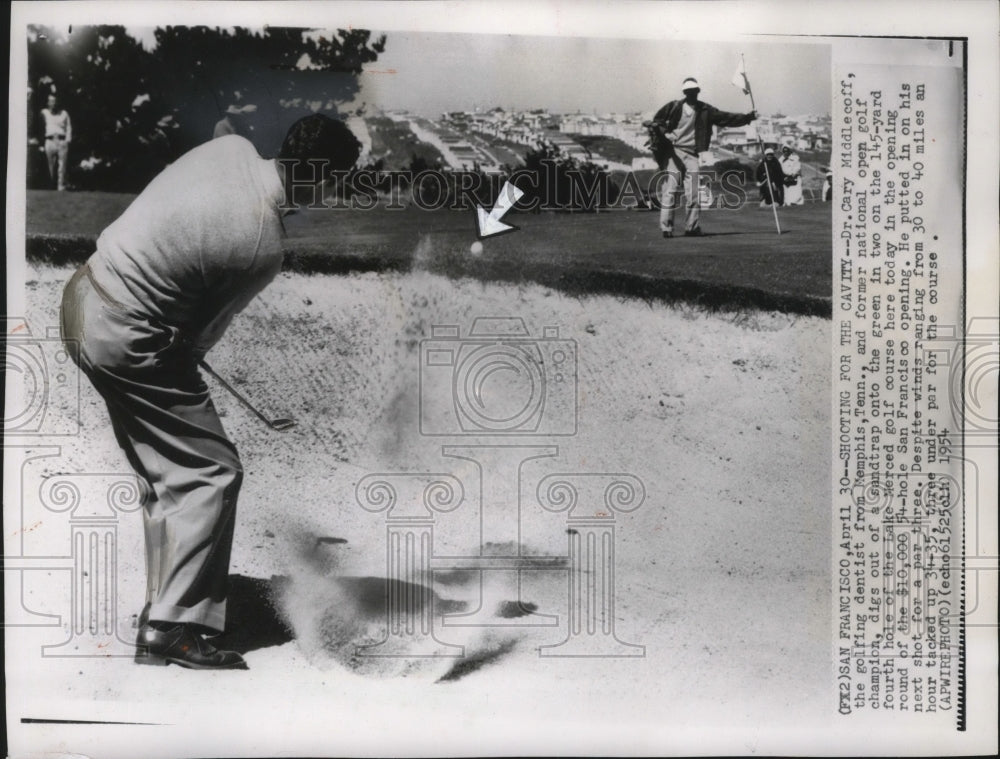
[470,241,484,256]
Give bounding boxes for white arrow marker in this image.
[475,181,525,238]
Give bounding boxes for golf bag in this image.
[643,120,674,170]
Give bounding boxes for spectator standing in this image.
[779,145,804,205]
[41,94,72,190]
[756,147,785,207]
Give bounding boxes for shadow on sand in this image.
[214,574,293,654]
[215,573,472,654]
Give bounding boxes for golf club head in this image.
[270,418,297,432]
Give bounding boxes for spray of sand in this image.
[270,522,538,681]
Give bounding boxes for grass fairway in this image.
[26,189,832,315]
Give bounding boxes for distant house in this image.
[412,106,829,173]
[524,109,549,129]
[510,126,534,145]
[797,131,829,151]
[546,131,589,160]
[619,124,649,152]
[717,126,758,154]
[559,114,607,136]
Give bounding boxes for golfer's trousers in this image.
[659,148,701,234]
[60,264,241,632]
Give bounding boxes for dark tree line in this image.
[514,141,618,212]
[27,25,385,192]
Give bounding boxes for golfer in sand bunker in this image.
[60,114,361,670]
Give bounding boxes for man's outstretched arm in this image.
[709,106,757,127]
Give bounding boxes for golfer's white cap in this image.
[764,147,775,155]
[681,77,700,91]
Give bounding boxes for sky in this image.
[357,33,831,117]
[124,27,830,118]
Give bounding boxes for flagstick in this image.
[741,54,781,234]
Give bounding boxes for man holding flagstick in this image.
[646,76,757,238]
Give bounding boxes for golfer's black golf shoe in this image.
[135,621,248,670]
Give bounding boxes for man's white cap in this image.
[764,147,775,155]
[681,77,700,91]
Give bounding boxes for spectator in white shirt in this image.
[779,146,804,206]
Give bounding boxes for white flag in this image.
[731,58,751,95]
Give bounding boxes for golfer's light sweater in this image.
[89,135,285,356]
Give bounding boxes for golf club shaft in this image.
[199,360,282,428]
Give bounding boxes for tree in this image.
[27,25,171,191]
[149,27,385,158]
[26,25,386,191]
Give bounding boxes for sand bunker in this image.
[19,264,830,724]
